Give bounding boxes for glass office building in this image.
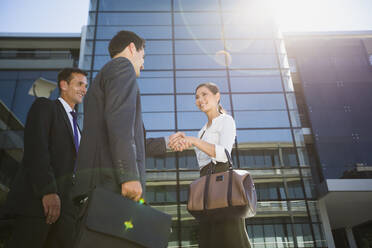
[285,31,372,248]
[80,0,327,247]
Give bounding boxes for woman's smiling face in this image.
[195,86,220,113]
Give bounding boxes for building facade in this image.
[80,0,327,247]
[285,31,372,248]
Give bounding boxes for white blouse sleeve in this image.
[214,116,236,162]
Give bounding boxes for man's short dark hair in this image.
[57,68,87,93]
[108,30,145,58]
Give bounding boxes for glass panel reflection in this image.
[225,39,275,54]
[230,76,283,92]
[177,94,231,112]
[174,13,220,26]
[137,77,174,94]
[176,76,228,94]
[175,0,219,11]
[141,95,174,112]
[98,13,171,25]
[236,130,293,148]
[176,54,226,69]
[99,0,171,11]
[175,40,224,55]
[174,26,222,39]
[234,110,290,128]
[95,26,172,39]
[143,112,175,130]
[95,40,172,55]
[233,94,286,110]
[177,111,206,130]
[229,54,278,69]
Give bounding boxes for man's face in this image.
[60,73,88,107]
[132,46,145,77]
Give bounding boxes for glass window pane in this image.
[178,150,199,169]
[99,0,171,11]
[94,40,172,55]
[90,55,173,70]
[92,55,110,70]
[174,13,220,26]
[176,54,226,69]
[88,12,96,26]
[232,94,286,110]
[226,40,275,54]
[12,80,37,124]
[175,0,219,11]
[234,111,290,128]
[0,71,18,79]
[229,54,278,69]
[84,41,94,56]
[174,26,222,39]
[177,111,206,130]
[137,77,173,94]
[141,95,174,112]
[252,225,265,248]
[230,76,283,92]
[177,94,231,111]
[236,130,294,147]
[0,79,17,109]
[145,55,173,70]
[176,76,228,94]
[175,40,224,54]
[143,112,175,130]
[264,225,276,248]
[98,13,171,25]
[95,26,172,39]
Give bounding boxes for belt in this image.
[200,162,229,176]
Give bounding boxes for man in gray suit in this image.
[73,30,181,202]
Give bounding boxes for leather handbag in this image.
[73,187,172,248]
[187,149,257,219]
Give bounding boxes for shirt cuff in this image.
[165,136,170,148]
[214,144,228,162]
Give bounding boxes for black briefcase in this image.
[74,187,172,248]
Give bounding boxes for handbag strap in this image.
[224,149,234,207]
[224,149,233,170]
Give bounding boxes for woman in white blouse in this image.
[170,82,251,248]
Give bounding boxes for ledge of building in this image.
[319,179,372,229]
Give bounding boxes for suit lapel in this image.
[55,99,75,148]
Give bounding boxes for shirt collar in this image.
[58,97,74,114]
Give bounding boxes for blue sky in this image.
[0,0,371,33]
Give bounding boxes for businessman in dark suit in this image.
[5,68,88,248]
[73,30,183,204]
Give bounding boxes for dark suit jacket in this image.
[5,98,78,217]
[73,57,166,199]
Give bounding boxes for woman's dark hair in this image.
[108,30,145,58]
[195,82,226,114]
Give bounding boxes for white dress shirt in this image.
[58,97,81,143]
[194,113,236,169]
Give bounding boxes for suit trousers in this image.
[198,163,251,248]
[6,212,77,248]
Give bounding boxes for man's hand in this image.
[121,181,142,202]
[169,132,193,152]
[168,132,185,147]
[42,193,61,224]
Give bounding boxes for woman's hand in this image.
[169,133,193,151]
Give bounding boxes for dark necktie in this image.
[70,111,79,153]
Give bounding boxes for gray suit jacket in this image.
[73,57,165,198]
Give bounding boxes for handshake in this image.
[168,132,194,152]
